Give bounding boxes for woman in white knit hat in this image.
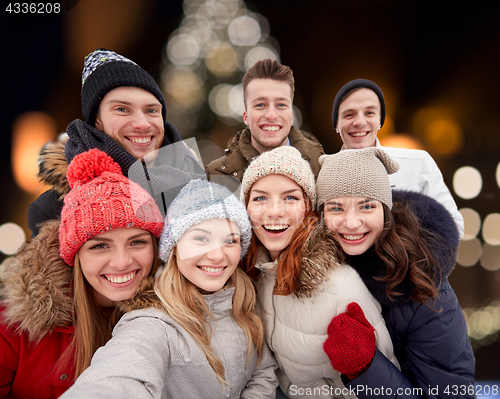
[240,146,399,399]
[316,147,475,399]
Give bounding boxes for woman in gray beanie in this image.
[59,179,278,399]
[240,146,399,399]
[317,147,475,399]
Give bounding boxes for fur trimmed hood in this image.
[257,223,341,298]
[38,136,70,199]
[1,218,163,340]
[347,190,460,307]
[1,219,73,341]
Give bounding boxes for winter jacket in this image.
[344,190,475,399]
[59,284,279,399]
[374,139,464,237]
[0,219,75,399]
[205,126,325,181]
[28,120,204,237]
[255,226,399,399]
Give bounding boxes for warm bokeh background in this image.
[2,0,499,382]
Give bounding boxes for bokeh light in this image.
[196,1,230,30]
[453,166,482,200]
[423,117,462,156]
[464,302,500,345]
[204,43,239,76]
[12,112,57,195]
[413,107,463,157]
[482,213,500,246]
[162,68,206,108]
[228,15,261,46]
[457,238,482,267]
[379,134,423,150]
[228,84,244,117]
[209,84,237,118]
[460,208,482,241]
[0,223,26,256]
[160,0,282,132]
[244,46,279,70]
[480,243,500,272]
[167,33,201,67]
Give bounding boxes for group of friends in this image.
[0,49,475,398]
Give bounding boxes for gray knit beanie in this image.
[159,179,251,262]
[240,146,316,206]
[316,148,399,209]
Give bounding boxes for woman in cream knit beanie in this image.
[239,146,399,397]
[240,146,317,272]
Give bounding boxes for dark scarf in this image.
[65,120,207,215]
[346,247,416,308]
[346,191,460,308]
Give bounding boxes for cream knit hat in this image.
[240,146,316,206]
[316,148,399,209]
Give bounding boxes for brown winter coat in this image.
[205,126,325,181]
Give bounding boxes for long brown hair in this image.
[154,252,264,386]
[242,193,318,296]
[56,234,162,381]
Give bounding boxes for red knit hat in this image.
[59,148,164,266]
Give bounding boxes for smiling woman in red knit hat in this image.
[0,148,163,399]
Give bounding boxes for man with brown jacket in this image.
[205,59,324,181]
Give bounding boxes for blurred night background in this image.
[2,0,499,384]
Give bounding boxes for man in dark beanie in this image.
[331,78,464,237]
[28,49,204,237]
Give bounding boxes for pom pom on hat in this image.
[59,149,163,266]
[66,148,122,189]
[240,146,316,206]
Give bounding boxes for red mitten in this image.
[323,302,376,380]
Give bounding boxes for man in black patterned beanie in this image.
[28,49,204,237]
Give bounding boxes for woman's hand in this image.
[323,302,376,380]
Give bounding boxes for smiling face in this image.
[77,227,155,307]
[337,88,381,149]
[175,218,241,293]
[95,86,165,160]
[323,196,384,256]
[243,78,294,153]
[246,174,306,260]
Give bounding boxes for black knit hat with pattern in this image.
[80,49,179,143]
[331,79,386,131]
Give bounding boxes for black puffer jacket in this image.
[344,190,475,399]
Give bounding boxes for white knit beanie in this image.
[240,146,316,206]
[316,148,399,209]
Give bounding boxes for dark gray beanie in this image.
[332,79,386,131]
[80,49,180,143]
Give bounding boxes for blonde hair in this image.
[154,252,264,386]
[56,234,161,381]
